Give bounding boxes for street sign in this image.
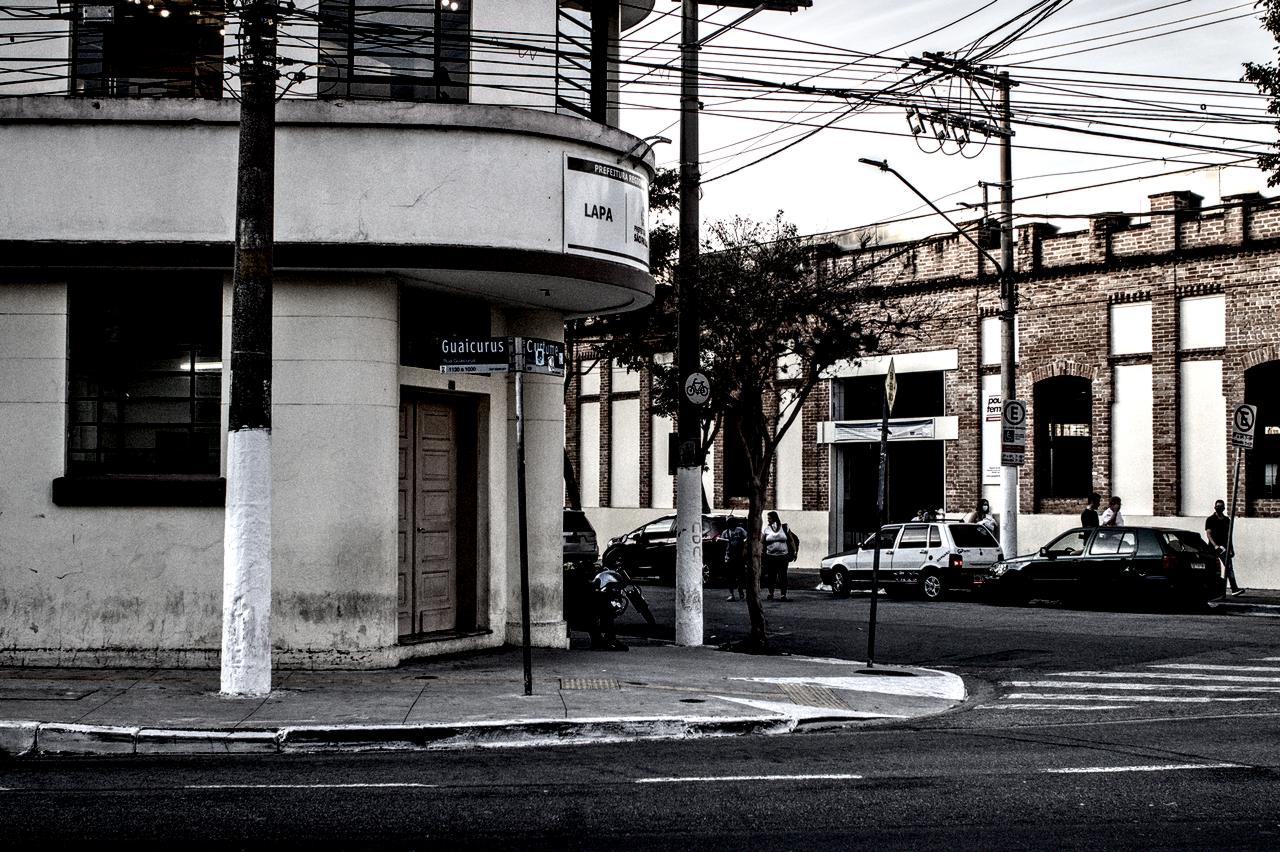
[684,372,711,406]
[518,337,565,377]
[439,336,512,374]
[1001,398,1027,466]
[1231,403,1258,450]
[885,358,897,414]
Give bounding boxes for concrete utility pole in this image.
[996,71,1019,561]
[673,0,814,647]
[675,0,703,647]
[221,0,278,697]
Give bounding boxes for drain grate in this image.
[559,677,621,691]
[781,683,848,711]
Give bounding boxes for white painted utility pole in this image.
[221,0,278,697]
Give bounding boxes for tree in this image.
[582,212,932,651]
[1245,0,1280,185]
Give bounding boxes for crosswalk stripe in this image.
[1150,664,1280,673]
[1001,681,1280,693]
[1042,763,1243,775]
[1052,671,1280,683]
[1004,693,1262,703]
[976,703,1133,711]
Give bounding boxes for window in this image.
[928,526,943,548]
[898,525,929,547]
[318,0,470,102]
[864,527,900,550]
[399,288,489,370]
[1088,530,1137,556]
[72,0,225,98]
[841,370,944,420]
[1246,362,1280,501]
[1035,376,1092,500]
[1045,529,1090,557]
[642,518,673,538]
[950,525,997,548]
[66,276,222,476]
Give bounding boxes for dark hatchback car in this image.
[562,509,599,568]
[600,513,743,582]
[988,526,1225,607]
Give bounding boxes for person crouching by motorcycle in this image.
[586,568,629,651]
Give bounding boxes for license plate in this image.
[1189,560,1205,570]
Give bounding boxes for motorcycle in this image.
[565,563,655,650]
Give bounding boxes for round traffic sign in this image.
[1002,399,1027,427]
[684,372,711,406]
[1234,404,1256,434]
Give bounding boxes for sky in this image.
[616,0,1279,244]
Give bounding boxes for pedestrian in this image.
[1080,492,1101,528]
[761,510,791,600]
[963,498,998,536]
[1100,495,1124,527]
[1205,499,1246,597]
[723,517,748,601]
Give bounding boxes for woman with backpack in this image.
[761,511,796,601]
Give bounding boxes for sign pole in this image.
[866,359,895,670]
[1227,446,1242,581]
[514,342,533,696]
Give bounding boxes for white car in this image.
[819,522,1004,601]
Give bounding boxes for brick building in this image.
[570,189,1280,591]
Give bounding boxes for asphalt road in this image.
[4,582,1278,849]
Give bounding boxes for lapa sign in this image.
[563,155,649,271]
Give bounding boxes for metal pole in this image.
[674,0,703,647]
[866,393,888,668]
[221,0,277,698]
[998,71,1019,561]
[515,353,533,696]
[1227,447,1242,581]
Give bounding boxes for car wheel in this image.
[831,567,850,599]
[919,569,945,601]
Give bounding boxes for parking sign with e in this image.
[1232,403,1258,449]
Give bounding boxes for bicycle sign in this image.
[684,372,711,406]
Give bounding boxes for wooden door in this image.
[397,398,458,638]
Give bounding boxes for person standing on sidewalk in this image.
[1081,492,1101,528]
[762,511,791,600]
[1206,499,1246,597]
[723,518,748,601]
[1100,496,1124,527]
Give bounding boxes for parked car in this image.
[819,522,1004,600]
[987,526,1224,607]
[562,508,599,568]
[600,513,743,582]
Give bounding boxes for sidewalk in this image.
[0,642,966,759]
[1208,588,1280,615]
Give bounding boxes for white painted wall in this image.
[473,0,556,109]
[1110,302,1153,355]
[1179,360,1227,515]
[651,413,674,509]
[610,398,641,507]
[1179,294,1226,349]
[981,373,1003,500]
[612,359,640,393]
[578,401,600,508]
[980,316,1019,366]
[579,359,600,396]
[1112,364,1154,515]
[776,397,803,510]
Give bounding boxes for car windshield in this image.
[563,511,594,533]
[949,525,997,547]
[863,527,899,550]
[1046,529,1091,557]
[1162,530,1213,553]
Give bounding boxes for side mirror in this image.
[1039,546,1048,558]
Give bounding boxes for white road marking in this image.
[1042,763,1244,775]
[712,695,908,720]
[636,774,862,784]
[1001,681,1280,693]
[731,671,966,701]
[1053,671,1280,683]
[1004,693,1262,703]
[976,704,1133,711]
[1151,664,1280,673]
[186,783,438,790]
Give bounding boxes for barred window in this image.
[72,1,226,98]
[67,276,222,476]
[318,0,470,102]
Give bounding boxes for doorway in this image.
[397,395,477,639]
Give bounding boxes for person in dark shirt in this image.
[1080,492,1101,528]
[1206,499,1244,596]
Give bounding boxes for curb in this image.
[0,715,806,759]
[1209,601,1280,616]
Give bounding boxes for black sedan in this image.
[988,526,1225,607]
[600,513,743,582]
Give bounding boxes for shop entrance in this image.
[838,441,945,551]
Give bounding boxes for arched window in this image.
[1245,362,1280,504]
[1034,376,1092,501]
